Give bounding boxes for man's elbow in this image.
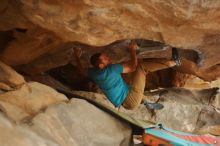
[123,63,137,73]
[79,69,87,78]
[130,65,137,72]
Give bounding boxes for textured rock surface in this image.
[30,99,132,146]
[142,88,220,135]
[73,88,220,135]
[16,0,220,68]
[0,60,25,90]
[0,113,57,146]
[24,74,72,92]
[0,99,132,146]
[0,27,62,66]
[0,0,31,30]
[0,0,220,75]
[0,82,68,122]
[154,88,220,134]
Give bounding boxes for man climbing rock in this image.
[73,41,177,110]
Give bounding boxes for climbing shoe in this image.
[172,47,181,66]
[143,101,164,110]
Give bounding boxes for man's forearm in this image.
[129,49,137,71]
[75,55,86,77]
[122,41,138,73]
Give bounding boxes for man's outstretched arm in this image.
[73,48,87,77]
[122,41,138,73]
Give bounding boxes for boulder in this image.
[0,101,29,123]
[0,98,132,146]
[0,113,58,146]
[30,99,132,146]
[0,82,68,122]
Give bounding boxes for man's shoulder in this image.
[108,63,123,68]
[88,67,94,71]
[88,67,97,74]
[108,64,123,73]
[87,67,104,77]
[87,68,96,77]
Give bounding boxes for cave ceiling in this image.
[1,0,220,81]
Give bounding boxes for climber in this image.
[73,41,179,110]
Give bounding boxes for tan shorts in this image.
[122,59,174,110]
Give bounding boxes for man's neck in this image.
[99,64,109,70]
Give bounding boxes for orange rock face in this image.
[0,27,62,65]
[1,0,220,83]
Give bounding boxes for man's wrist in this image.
[130,49,136,53]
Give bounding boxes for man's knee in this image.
[123,103,138,110]
[122,100,140,110]
[136,61,148,75]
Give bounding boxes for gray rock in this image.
[30,99,132,146]
[0,113,58,146]
[117,88,220,135]
[0,82,68,123]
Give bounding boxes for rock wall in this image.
[0,60,25,91]
[0,27,62,66]
[15,0,220,68]
[1,0,220,78]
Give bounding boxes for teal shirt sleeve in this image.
[110,64,123,74]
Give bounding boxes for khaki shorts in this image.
[122,59,173,109]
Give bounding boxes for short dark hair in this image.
[90,53,102,68]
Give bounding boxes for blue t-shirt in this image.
[87,64,129,107]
